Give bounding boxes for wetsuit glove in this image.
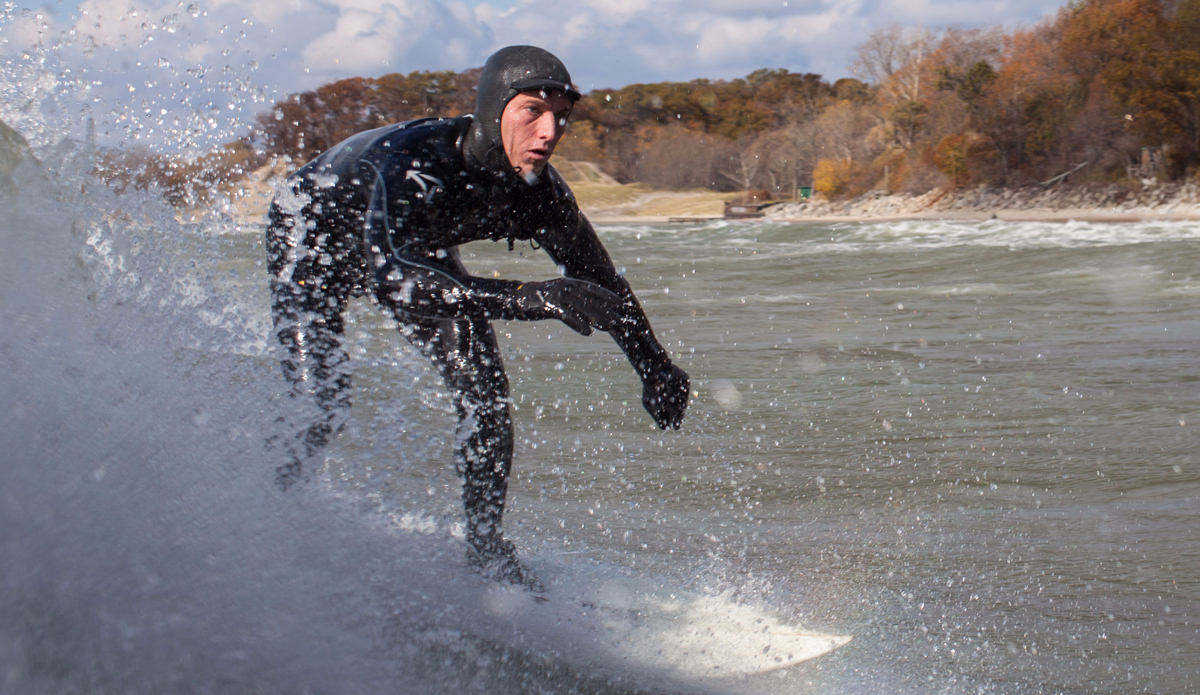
[642,363,690,430]
[512,278,621,336]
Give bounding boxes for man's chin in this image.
[519,161,549,181]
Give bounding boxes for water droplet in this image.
[712,379,742,408]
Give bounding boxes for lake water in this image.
[453,218,1200,694]
[3,140,1197,695]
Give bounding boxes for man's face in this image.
[500,90,573,178]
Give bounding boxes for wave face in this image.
[0,48,632,695]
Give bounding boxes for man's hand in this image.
[513,278,621,335]
[643,363,690,430]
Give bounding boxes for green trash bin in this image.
[798,186,813,200]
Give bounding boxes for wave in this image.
[0,97,683,695]
[624,217,1200,255]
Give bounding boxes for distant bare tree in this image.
[852,24,940,101]
[930,27,1004,86]
[753,76,835,194]
[597,129,641,184]
[814,100,879,162]
[716,135,765,191]
[634,126,720,189]
[757,128,802,194]
[754,123,829,195]
[851,24,940,148]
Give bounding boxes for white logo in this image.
[405,170,444,196]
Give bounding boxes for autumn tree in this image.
[966,21,1077,183]
[633,125,721,189]
[238,7,1200,204]
[256,70,480,162]
[852,25,940,146]
[258,77,381,162]
[1058,0,1200,175]
[374,69,478,122]
[96,140,265,208]
[565,69,835,189]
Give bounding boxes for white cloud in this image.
[299,0,490,80]
[2,0,1065,149]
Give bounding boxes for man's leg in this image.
[394,312,541,590]
[400,317,513,542]
[266,205,356,489]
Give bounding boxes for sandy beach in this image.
[587,181,1200,225]
[221,158,1200,226]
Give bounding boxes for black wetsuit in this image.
[266,114,688,561]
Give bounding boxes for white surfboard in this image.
[566,583,852,676]
[464,557,852,689]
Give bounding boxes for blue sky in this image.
[2,0,1069,149]
[13,0,1068,90]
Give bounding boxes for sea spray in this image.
[0,34,662,695]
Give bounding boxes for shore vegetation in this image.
[80,0,1200,215]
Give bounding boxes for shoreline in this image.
[586,208,1200,225]
[762,182,1200,225]
[589,181,1200,225]
[222,160,1200,226]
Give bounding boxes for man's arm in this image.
[361,155,620,333]
[539,211,690,429]
[373,247,620,335]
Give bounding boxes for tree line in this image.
[106,0,1200,204]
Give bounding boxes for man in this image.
[266,46,689,591]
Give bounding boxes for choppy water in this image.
[455,219,1200,694]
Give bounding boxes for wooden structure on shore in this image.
[723,201,774,219]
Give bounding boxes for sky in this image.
[2,0,1070,149]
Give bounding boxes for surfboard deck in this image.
[466,555,852,687]
[562,582,850,676]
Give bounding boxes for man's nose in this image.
[536,111,559,140]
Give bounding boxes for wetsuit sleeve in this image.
[360,157,528,322]
[539,212,674,382]
[372,247,528,322]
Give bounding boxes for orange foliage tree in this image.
[812,158,856,197]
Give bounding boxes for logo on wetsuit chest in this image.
[406,169,444,200]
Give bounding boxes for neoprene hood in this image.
[465,45,581,172]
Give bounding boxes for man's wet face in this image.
[500,90,573,179]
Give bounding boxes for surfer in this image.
[266,46,690,591]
